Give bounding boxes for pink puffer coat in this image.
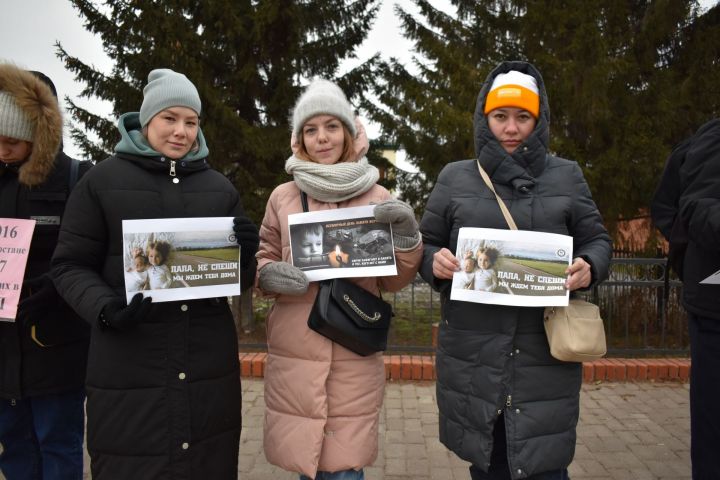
[257,181,422,477]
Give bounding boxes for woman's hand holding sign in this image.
[258,261,309,296]
[373,199,421,251]
[565,257,592,291]
[433,248,460,280]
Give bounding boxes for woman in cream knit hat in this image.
[257,79,423,479]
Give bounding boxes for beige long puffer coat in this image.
[257,180,422,477]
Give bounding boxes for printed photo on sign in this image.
[0,219,36,322]
[288,205,397,282]
[450,227,572,307]
[122,217,240,303]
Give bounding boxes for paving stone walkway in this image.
[0,380,691,480]
[239,379,691,480]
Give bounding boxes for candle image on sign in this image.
[288,205,398,282]
[0,219,36,322]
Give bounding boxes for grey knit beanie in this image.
[139,69,202,127]
[0,91,33,141]
[291,79,356,138]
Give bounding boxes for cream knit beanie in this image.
[291,79,356,138]
[0,91,33,141]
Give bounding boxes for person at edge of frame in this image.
[651,117,720,480]
[0,64,91,480]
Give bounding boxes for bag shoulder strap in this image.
[476,160,518,230]
[300,191,309,213]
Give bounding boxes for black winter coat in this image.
[0,152,90,400]
[419,61,612,479]
[674,119,720,319]
[51,152,254,479]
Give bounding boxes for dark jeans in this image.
[470,416,569,480]
[0,390,85,480]
[688,313,720,480]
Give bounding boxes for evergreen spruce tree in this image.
[368,0,718,237]
[57,0,379,219]
[363,0,521,211]
[519,0,702,231]
[669,2,720,138]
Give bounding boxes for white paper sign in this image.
[700,269,720,285]
[450,227,573,307]
[288,205,397,282]
[122,217,240,303]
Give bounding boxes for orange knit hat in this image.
[483,70,540,118]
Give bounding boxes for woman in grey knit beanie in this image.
[50,68,259,480]
[257,78,423,480]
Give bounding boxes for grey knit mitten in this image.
[373,199,421,251]
[258,262,309,296]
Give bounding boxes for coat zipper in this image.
[506,394,512,408]
[170,160,179,183]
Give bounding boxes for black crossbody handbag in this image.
[300,192,393,356]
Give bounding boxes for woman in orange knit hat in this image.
[419,61,612,480]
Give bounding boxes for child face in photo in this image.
[463,258,476,273]
[134,256,148,272]
[148,248,164,266]
[299,230,323,257]
[477,252,493,270]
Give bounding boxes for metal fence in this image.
[238,258,689,356]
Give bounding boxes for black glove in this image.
[99,293,152,331]
[17,275,59,324]
[233,216,259,268]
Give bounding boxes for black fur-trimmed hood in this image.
[0,64,62,186]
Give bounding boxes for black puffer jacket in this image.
[677,118,720,320]
[0,65,90,400]
[51,127,255,478]
[419,61,612,479]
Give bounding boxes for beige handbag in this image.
[543,300,606,362]
[476,160,607,363]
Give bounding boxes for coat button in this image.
[515,349,520,354]
[178,372,186,380]
[515,408,520,414]
[497,409,502,415]
[180,304,188,312]
[517,469,523,475]
[181,442,189,450]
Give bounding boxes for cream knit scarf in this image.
[285,155,379,203]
